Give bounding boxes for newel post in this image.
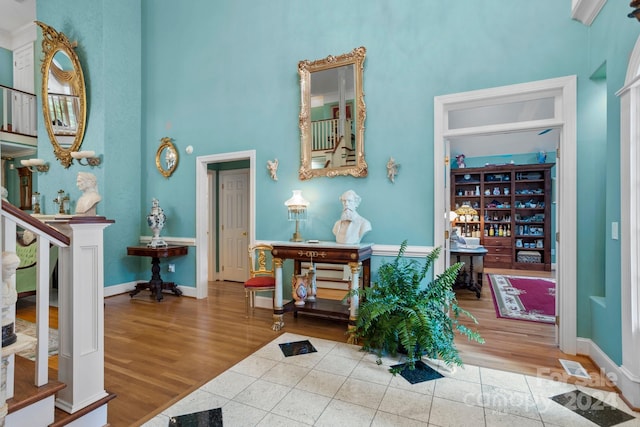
[47,216,114,414]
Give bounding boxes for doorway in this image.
[195,150,256,299]
[219,169,249,282]
[434,76,577,355]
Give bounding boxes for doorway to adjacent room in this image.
[434,76,577,355]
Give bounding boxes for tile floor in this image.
[142,333,640,427]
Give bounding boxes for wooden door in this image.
[13,44,36,135]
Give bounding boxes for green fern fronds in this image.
[352,240,484,372]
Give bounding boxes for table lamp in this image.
[454,204,477,237]
[284,190,309,242]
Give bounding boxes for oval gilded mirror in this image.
[156,137,178,178]
[298,46,367,180]
[37,21,87,168]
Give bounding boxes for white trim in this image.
[208,171,218,281]
[195,150,256,299]
[137,236,196,246]
[618,33,640,409]
[434,75,577,355]
[104,281,198,299]
[577,338,640,409]
[0,23,37,51]
[371,244,435,258]
[571,0,607,26]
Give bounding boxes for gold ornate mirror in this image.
[298,46,367,180]
[156,137,178,178]
[37,21,87,168]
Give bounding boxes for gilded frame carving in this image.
[156,137,178,178]
[298,46,367,180]
[37,21,87,168]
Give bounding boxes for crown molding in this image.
[0,22,36,51]
[571,0,607,26]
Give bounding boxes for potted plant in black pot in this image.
[350,240,484,373]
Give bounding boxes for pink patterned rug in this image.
[487,274,555,324]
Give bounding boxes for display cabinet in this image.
[451,163,554,271]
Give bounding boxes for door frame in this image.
[433,76,577,354]
[195,150,255,299]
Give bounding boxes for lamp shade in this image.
[285,190,309,221]
[454,204,477,218]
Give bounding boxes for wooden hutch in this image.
[451,163,554,271]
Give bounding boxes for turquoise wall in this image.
[36,0,143,285]
[0,47,11,86]
[31,0,640,366]
[583,2,634,364]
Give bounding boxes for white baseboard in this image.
[104,281,198,299]
[577,337,640,409]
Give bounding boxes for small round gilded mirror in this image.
[156,137,178,178]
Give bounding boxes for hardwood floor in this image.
[15,271,617,426]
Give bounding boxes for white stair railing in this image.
[2,201,69,393]
[1,85,37,136]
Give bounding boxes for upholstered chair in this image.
[244,244,276,317]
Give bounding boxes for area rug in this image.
[487,274,555,324]
[14,318,59,360]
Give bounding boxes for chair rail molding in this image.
[571,0,607,26]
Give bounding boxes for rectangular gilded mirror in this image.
[298,47,367,180]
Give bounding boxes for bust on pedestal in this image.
[332,190,372,244]
[75,172,102,216]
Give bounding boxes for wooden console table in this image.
[270,241,372,342]
[127,245,188,301]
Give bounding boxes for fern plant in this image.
[351,240,484,372]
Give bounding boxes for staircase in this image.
[1,201,115,426]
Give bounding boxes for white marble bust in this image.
[75,172,102,215]
[332,190,372,244]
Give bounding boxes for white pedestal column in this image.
[48,217,113,414]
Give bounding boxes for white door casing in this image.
[433,76,577,354]
[617,34,640,409]
[195,150,255,299]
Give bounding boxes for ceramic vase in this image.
[147,198,168,248]
[292,274,307,307]
[306,264,317,302]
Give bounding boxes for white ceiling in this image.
[0,0,35,36]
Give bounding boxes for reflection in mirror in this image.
[37,21,87,168]
[156,137,178,178]
[299,47,367,180]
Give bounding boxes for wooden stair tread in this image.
[7,355,65,414]
[52,392,117,427]
[9,355,117,426]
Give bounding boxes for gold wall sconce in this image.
[71,150,101,166]
[20,158,49,173]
